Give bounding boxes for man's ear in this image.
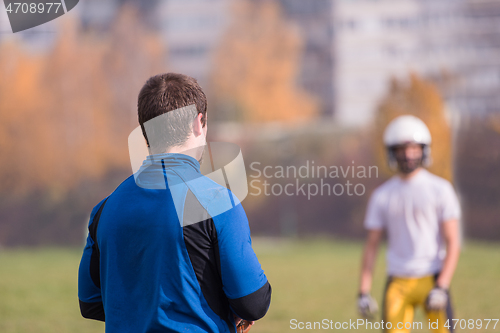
[192,113,204,137]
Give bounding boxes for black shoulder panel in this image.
[88,198,108,289]
[182,190,235,332]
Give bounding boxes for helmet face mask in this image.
[388,143,425,174]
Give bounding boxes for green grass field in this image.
[0,239,499,332]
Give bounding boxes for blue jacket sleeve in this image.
[78,198,107,321]
[211,194,271,321]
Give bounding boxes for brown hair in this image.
[138,73,207,153]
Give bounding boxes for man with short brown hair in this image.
[78,73,271,333]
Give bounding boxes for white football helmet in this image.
[383,115,432,169]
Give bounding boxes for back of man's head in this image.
[138,73,207,154]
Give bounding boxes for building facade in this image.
[333,0,500,126]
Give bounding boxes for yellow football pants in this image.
[383,275,453,333]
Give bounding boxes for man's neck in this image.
[163,142,205,162]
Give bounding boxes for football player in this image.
[358,115,461,332]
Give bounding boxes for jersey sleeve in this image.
[78,198,107,322]
[211,192,271,321]
[364,190,385,230]
[438,182,461,223]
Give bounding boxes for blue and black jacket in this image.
[78,153,271,333]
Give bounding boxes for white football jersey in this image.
[364,169,461,277]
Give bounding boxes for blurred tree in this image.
[210,0,318,123]
[373,73,453,181]
[0,5,167,245]
[0,42,48,197]
[0,6,166,199]
[489,113,500,135]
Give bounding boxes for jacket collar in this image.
[145,153,200,173]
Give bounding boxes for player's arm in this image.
[426,183,461,311]
[426,218,460,311]
[212,196,271,323]
[436,219,460,289]
[78,233,105,321]
[357,229,382,318]
[435,182,461,289]
[78,200,107,322]
[359,229,383,294]
[358,190,385,317]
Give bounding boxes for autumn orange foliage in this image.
[0,6,166,199]
[211,0,318,124]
